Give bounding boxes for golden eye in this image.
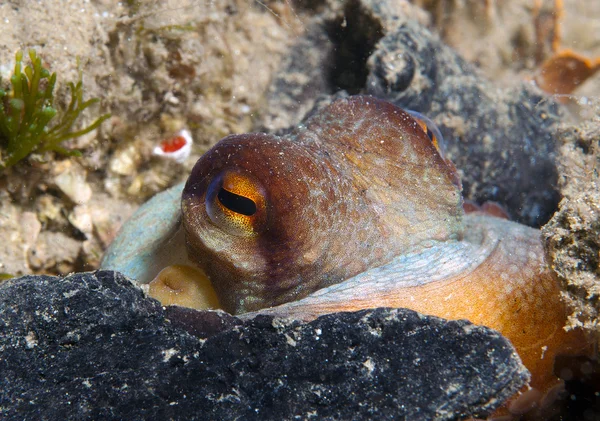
[407,110,446,157]
[205,171,268,236]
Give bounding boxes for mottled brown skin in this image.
[183,96,462,314]
[181,96,591,413]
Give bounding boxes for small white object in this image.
[153,129,193,163]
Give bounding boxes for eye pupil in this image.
[218,188,257,216]
[406,110,446,158]
[426,127,434,142]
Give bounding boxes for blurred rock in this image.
[35,194,69,230]
[107,141,143,177]
[18,212,42,249]
[0,199,40,276]
[53,162,93,205]
[28,231,82,274]
[0,271,528,420]
[87,193,137,249]
[75,193,137,270]
[68,205,94,237]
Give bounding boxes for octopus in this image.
[101,95,593,417]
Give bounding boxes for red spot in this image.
[160,136,187,153]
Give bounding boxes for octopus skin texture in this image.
[102,95,593,416]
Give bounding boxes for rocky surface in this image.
[543,116,600,333]
[260,0,562,227]
[539,112,600,421]
[0,270,528,420]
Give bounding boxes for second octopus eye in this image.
[206,171,267,237]
[407,110,446,158]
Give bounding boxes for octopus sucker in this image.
[101,95,595,417]
[149,264,220,311]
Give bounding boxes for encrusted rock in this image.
[0,271,528,420]
[543,116,600,334]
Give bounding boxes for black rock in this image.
[0,270,528,420]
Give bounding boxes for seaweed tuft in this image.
[0,50,110,170]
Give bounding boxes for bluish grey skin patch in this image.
[100,182,191,283]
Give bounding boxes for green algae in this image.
[0,50,110,170]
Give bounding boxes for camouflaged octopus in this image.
[101,96,592,416]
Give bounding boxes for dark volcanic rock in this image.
[0,271,528,420]
[260,0,561,227]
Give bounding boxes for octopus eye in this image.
[206,171,267,236]
[217,188,257,216]
[407,110,446,158]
